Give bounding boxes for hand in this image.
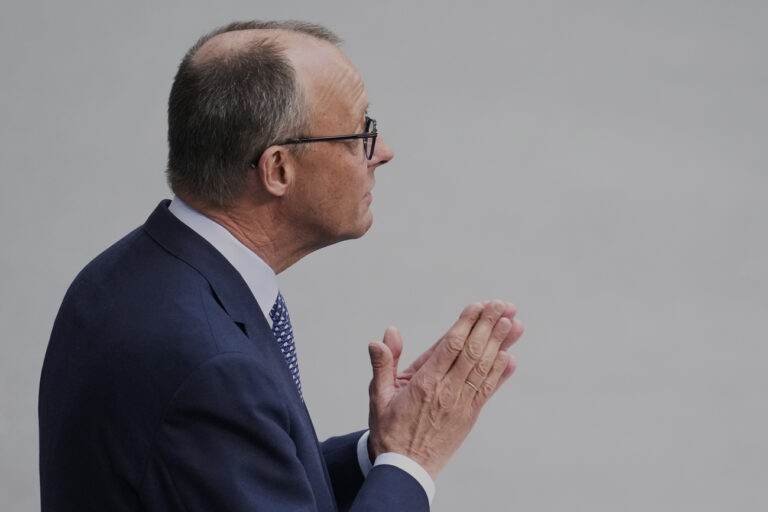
[367,301,524,478]
[392,301,521,385]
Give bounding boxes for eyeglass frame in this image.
[277,115,378,160]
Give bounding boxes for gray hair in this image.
[166,20,341,208]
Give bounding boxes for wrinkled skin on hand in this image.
[367,300,524,478]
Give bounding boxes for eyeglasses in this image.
[278,115,378,160]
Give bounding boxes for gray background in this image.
[1,1,766,510]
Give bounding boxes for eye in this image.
[342,139,360,152]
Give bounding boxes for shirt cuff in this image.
[356,430,374,475]
[356,430,436,505]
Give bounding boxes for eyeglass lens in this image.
[364,117,377,160]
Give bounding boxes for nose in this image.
[369,134,394,168]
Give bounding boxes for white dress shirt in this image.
[168,197,435,505]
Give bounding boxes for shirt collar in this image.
[168,196,278,327]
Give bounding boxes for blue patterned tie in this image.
[270,292,303,400]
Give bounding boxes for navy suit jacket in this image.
[39,201,428,511]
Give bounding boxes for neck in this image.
[181,196,317,274]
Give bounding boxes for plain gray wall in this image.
[2,1,766,510]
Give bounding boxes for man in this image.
[39,21,524,511]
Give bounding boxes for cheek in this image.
[311,174,351,222]
[300,148,369,219]
[321,155,367,205]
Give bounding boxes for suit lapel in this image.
[143,201,337,509]
[142,201,273,343]
[143,201,314,409]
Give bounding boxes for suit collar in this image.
[144,201,312,430]
[142,200,272,339]
[167,196,278,326]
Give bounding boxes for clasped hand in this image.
[367,300,524,478]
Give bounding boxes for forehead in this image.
[197,29,367,125]
[282,34,368,125]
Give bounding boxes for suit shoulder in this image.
[50,224,232,370]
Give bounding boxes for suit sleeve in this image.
[140,353,318,511]
[320,431,366,511]
[139,353,428,512]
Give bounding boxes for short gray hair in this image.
[166,20,341,208]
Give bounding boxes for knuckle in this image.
[414,372,438,396]
[480,311,498,327]
[444,334,465,355]
[463,340,484,361]
[371,360,385,369]
[436,385,456,409]
[479,381,496,398]
[491,353,509,374]
[474,357,492,377]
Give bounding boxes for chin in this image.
[341,212,374,241]
[357,212,374,237]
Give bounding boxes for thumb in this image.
[368,338,395,403]
[381,326,403,380]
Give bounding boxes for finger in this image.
[368,341,395,406]
[401,300,522,377]
[444,300,506,385]
[501,317,525,351]
[463,312,522,396]
[409,304,522,380]
[402,303,519,378]
[418,302,484,377]
[382,327,403,381]
[483,301,516,319]
[501,352,517,380]
[473,351,517,406]
[462,316,513,391]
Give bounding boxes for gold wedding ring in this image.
[464,380,479,392]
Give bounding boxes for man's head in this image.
[166,21,338,209]
[167,21,393,251]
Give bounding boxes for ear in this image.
[253,146,294,197]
